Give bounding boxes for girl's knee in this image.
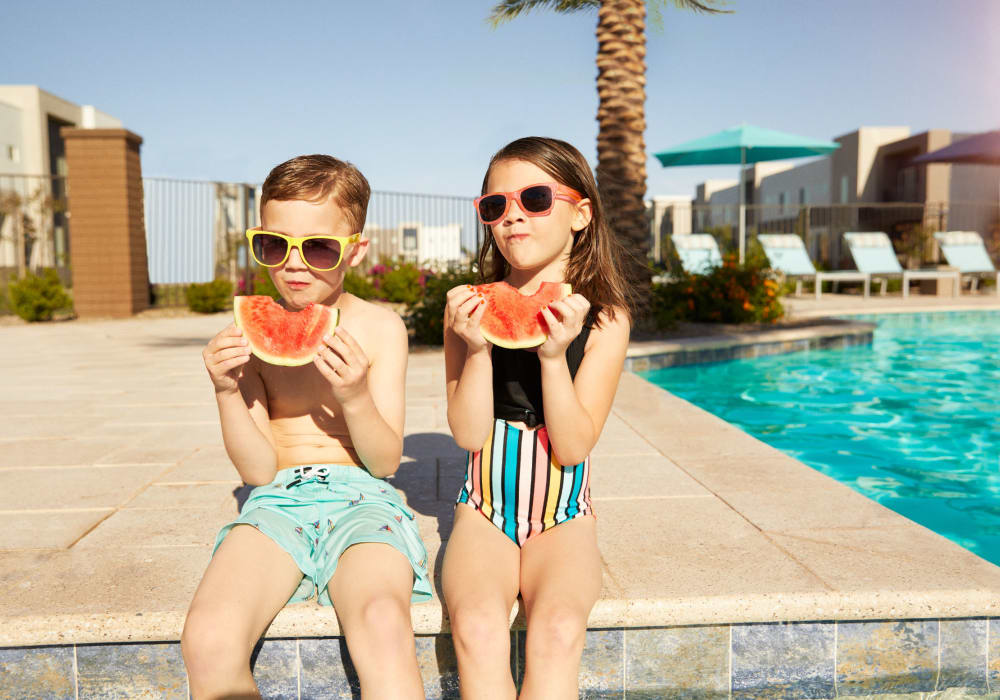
[525,605,587,659]
[448,604,511,656]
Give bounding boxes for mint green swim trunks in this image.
[214,464,431,605]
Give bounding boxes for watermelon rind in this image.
[477,282,572,350]
[233,296,339,367]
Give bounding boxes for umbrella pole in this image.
[738,147,746,264]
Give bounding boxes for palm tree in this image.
[489,0,729,314]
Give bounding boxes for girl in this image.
[442,137,638,699]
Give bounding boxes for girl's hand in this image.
[445,285,490,355]
[314,326,371,407]
[537,294,591,360]
[203,324,252,394]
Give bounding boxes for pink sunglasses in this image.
[474,182,583,225]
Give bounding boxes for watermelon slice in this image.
[233,295,339,366]
[475,281,572,349]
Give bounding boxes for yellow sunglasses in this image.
[246,228,361,272]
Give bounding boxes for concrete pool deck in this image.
[2,292,1000,650]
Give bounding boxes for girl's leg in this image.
[327,542,423,700]
[442,504,521,700]
[517,515,602,700]
[182,525,304,700]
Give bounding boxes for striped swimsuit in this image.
[456,311,596,547]
[457,419,592,546]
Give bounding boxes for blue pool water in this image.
[641,311,1000,565]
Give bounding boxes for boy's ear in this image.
[345,236,370,268]
[571,198,593,233]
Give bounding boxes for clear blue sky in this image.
[5,0,998,198]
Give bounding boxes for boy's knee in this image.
[449,605,510,657]
[356,594,412,641]
[181,610,247,674]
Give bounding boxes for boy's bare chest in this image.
[258,363,340,418]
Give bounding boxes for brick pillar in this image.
[62,128,149,318]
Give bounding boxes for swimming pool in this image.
[640,310,1000,566]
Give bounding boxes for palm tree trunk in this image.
[595,0,650,314]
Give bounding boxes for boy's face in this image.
[260,194,368,309]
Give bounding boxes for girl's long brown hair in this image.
[476,137,640,326]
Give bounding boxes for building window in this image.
[840,175,849,204]
[402,226,417,252]
[5,145,18,162]
[799,187,806,205]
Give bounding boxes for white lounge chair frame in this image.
[757,233,871,299]
[844,232,960,298]
[933,230,1000,296]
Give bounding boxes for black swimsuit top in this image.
[492,309,597,428]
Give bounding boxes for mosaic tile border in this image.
[0,617,993,699]
[625,328,874,372]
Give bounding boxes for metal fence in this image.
[142,179,480,305]
[0,173,69,287]
[653,201,1000,273]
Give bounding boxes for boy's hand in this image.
[537,293,591,360]
[203,324,252,394]
[446,285,490,355]
[315,326,371,407]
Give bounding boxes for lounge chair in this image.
[843,232,960,298]
[670,233,723,275]
[757,233,871,299]
[933,231,999,295]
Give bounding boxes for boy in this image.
[181,155,429,699]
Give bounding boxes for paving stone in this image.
[416,634,460,699]
[988,618,1000,689]
[251,639,298,700]
[0,645,75,699]
[0,465,167,510]
[625,625,728,697]
[76,642,187,699]
[836,620,938,695]
[298,637,358,699]
[732,621,835,699]
[578,628,625,695]
[938,618,988,692]
[0,509,112,550]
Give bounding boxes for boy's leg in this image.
[182,525,304,700]
[517,516,601,700]
[441,504,520,700]
[326,541,423,699]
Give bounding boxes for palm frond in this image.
[488,0,600,28]
[649,0,732,32]
[489,0,732,30]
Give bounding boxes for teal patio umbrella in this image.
[654,124,840,262]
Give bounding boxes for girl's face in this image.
[485,159,591,276]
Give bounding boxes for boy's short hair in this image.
[261,155,371,233]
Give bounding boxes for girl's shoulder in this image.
[585,304,630,350]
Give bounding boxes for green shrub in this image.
[407,266,478,345]
[344,268,378,299]
[185,278,234,313]
[8,269,73,322]
[377,261,425,305]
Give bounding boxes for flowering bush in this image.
[366,260,429,305]
[407,265,478,345]
[650,253,783,328]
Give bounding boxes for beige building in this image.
[0,86,122,273]
[682,125,1000,266]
